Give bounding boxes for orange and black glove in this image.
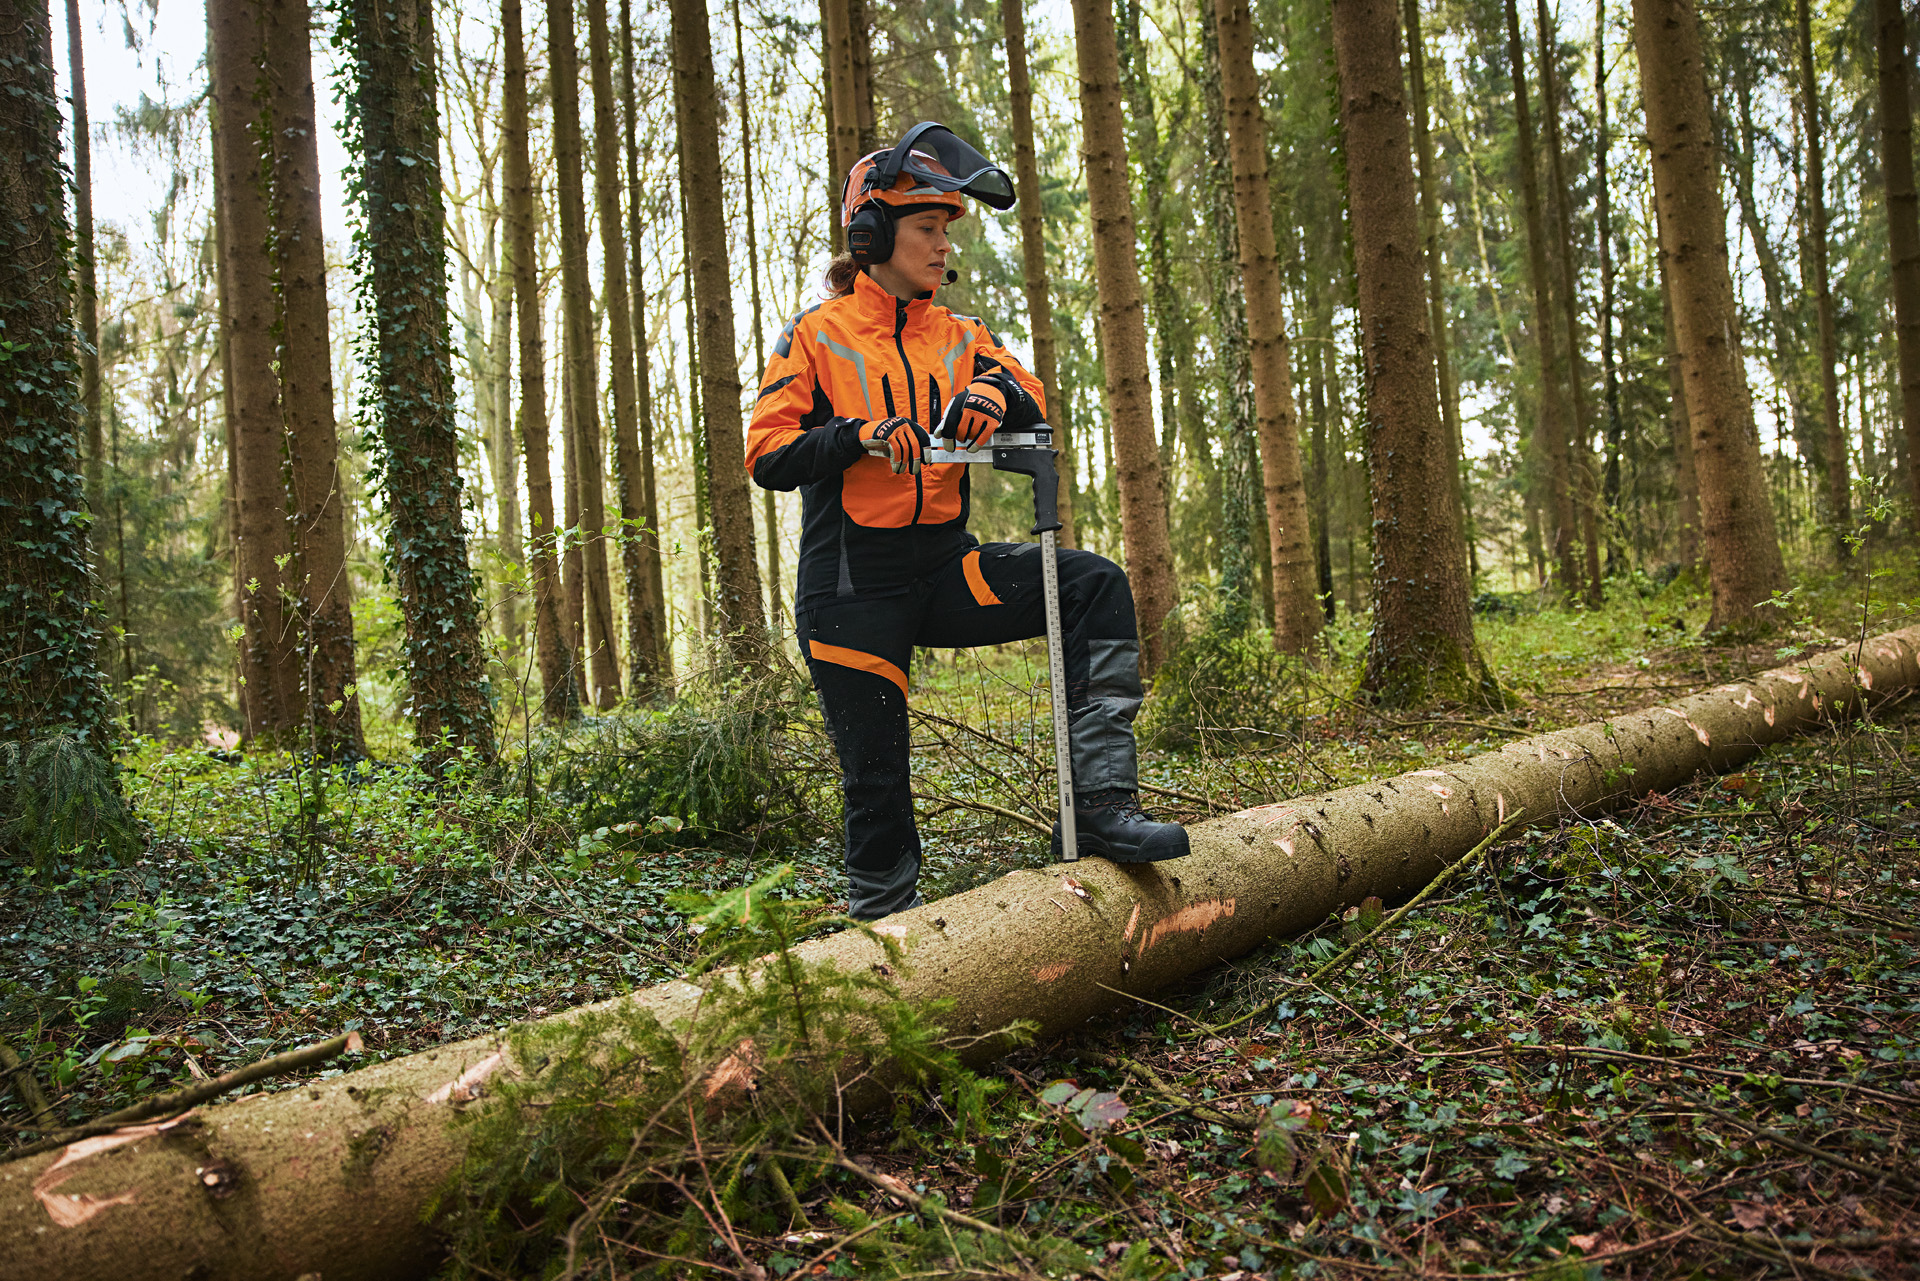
[858,416,931,475]
[941,377,1008,449]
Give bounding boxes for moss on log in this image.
[4,628,1916,1280]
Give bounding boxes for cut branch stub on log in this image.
[5,629,1918,1280]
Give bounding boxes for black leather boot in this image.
[1051,789,1190,863]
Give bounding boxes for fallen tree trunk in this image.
[6,627,1918,1280]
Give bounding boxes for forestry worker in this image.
[745,123,1189,922]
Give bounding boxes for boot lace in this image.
[1078,788,1150,821]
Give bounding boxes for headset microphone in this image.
[945,269,958,284]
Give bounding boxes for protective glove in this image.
[858,416,931,475]
[940,376,1007,450]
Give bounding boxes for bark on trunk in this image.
[1333,0,1493,708]
[670,0,766,663]
[622,0,671,692]
[730,0,783,628]
[548,0,620,708]
[266,0,364,761]
[1793,0,1848,557]
[1502,0,1579,602]
[1632,0,1785,630]
[1215,0,1321,654]
[1004,0,1075,548]
[210,0,301,746]
[587,0,654,696]
[1877,0,1920,520]
[1596,0,1625,571]
[67,0,101,522]
[487,247,522,647]
[504,0,575,721]
[13,624,1920,1278]
[0,0,112,744]
[822,0,861,185]
[1070,0,1178,675]
[1663,260,1701,567]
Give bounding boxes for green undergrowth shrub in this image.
[1140,610,1313,751]
[1,732,141,870]
[435,865,1040,1279]
[537,663,834,849]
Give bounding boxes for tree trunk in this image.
[342,0,496,761]
[66,0,101,524]
[560,298,585,674]
[266,0,364,761]
[822,0,861,184]
[1662,259,1700,567]
[0,0,112,744]
[487,244,522,647]
[730,0,783,629]
[848,0,875,149]
[1216,0,1321,653]
[547,0,619,709]
[505,0,576,721]
[1332,0,1494,708]
[1403,0,1475,582]
[622,0,671,691]
[1003,0,1075,548]
[1877,0,1920,520]
[669,0,766,663]
[1794,0,1844,555]
[1069,0,1178,675]
[210,0,301,746]
[1596,0,1625,572]
[1502,0,1578,603]
[586,0,655,696]
[15,621,1920,1279]
[1632,0,1785,631]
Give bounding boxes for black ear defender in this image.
[847,201,894,266]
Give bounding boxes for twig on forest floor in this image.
[1104,1053,1258,1134]
[1376,717,1535,738]
[1756,886,1916,933]
[0,1041,53,1127]
[4,1030,363,1161]
[1686,1096,1920,1194]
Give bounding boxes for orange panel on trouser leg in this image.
[807,639,910,700]
[961,549,1003,607]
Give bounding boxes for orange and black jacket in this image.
[746,269,1046,608]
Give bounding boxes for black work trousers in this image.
[798,542,1143,920]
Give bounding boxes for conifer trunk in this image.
[1792,0,1848,556]
[1215,0,1320,653]
[210,0,300,746]
[1632,0,1784,629]
[621,0,671,689]
[1003,0,1075,548]
[1069,0,1178,674]
[504,0,576,720]
[266,0,364,760]
[822,0,860,182]
[1662,258,1700,566]
[1332,0,1494,707]
[547,0,619,708]
[66,0,101,522]
[488,249,522,646]
[0,0,112,744]
[1117,0,1183,503]
[669,0,766,662]
[1877,0,1920,520]
[731,0,783,627]
[1502,0,1578,602]
[1596,0,1625,567]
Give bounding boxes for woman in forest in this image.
[745,124,1188,921]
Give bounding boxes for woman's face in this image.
[872,208,953,299]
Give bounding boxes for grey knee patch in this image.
[1070,638,1143,792]
[1087,638,1144,719]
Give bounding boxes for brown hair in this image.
[822,253,861,299]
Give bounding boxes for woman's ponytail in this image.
[822,253,861,299]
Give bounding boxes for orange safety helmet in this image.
[841,122,1016,265]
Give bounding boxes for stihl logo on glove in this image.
[859,416,932,474]
[944,377,1007,449]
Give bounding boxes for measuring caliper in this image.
[927,424,1077,861]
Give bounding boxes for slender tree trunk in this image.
[346,0,497,760]
[730,0,783,629]
[1794,0,1845,554]
[1877,0,1920,520]
[848,0,874,148]
[1069,0,1178,675]
[822,0,860,184]
[488,244,522,646]
[0,0,113,744]
[1331,0,1495,707]
[586,0,655,697]
[265,0,364,760]
[560,312,585,677]
[1662,258,1700,566]
[679,159,713,636]
[210,0,300,746]
[1003,0,1075,548]
[1596,0,1625,572]
[621,0,670,689]
[1403,0,1474,580]
[1215,0,1320,652]
[505,0,574,720]
[1632,0,1785,629]
[546,0,618,708]
[1502,0,1578,602]
[669,0,766,663]
[66,0,101,523]
[1117,0,1184,501]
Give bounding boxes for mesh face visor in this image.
[871,123,1016,211]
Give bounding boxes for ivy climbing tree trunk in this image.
[210,0,301,746]
[1214,0,1320,654]
[504,0,575,720]
[343,0,497,761]
[1331,0,1496,707]
[1002,0,1074,548]
[266,0,364,760]
[669,0,766,663]
[621,0,670,690]
[1876,0,1920,521]
[0,0,113,745]
[1632,0,1785,630]
[1069,0,1178,675]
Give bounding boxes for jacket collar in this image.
[852,268,935,325]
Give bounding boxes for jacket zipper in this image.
[894,302,925,525]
